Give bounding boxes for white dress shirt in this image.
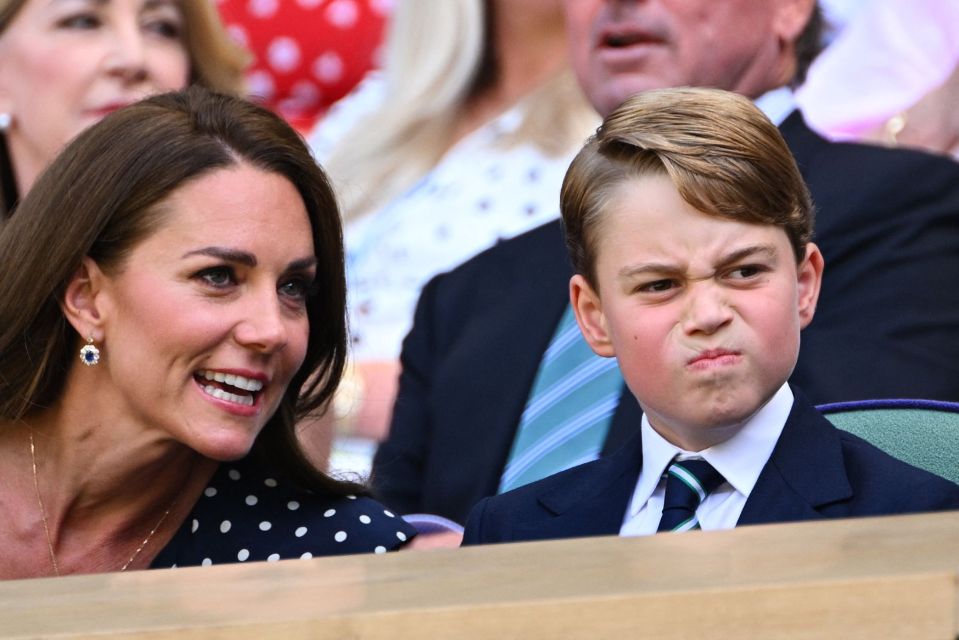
[619,384,794,536]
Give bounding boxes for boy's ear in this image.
[61,257,109,342]
[570,274,615,357]
[796,242,824,329]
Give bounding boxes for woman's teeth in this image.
[197,370,264,392]
[201,385,254,406]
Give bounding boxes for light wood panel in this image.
[1,511,957,639]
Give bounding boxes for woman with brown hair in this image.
[0,0,248,218]
[0,86,414,578]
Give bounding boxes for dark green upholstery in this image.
[818,400,959,485]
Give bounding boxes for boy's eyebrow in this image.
[715,244,779,268]
[617,245,780,278]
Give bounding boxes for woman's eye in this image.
[196,267,235,288]
[144,18,182,40]
[58,13,100,30]
[279,277,311,301]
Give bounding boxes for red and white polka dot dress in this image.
[216,0,392,131]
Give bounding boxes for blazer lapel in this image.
[515,435,643,540]
[602,388,643,455]
[738,387,853,526]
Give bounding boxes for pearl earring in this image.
[79,337,101,366]
[0,113,11,131]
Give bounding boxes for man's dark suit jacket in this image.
[372,112,959,525]
[462,390,959,545]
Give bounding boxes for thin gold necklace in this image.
[29,431,175,576]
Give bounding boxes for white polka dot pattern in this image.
[267,36,301,73]
[325,0,359,28]
[216,0,390,129]
[149,456,417,568]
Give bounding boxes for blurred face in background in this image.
[0,0,190,193]
[563,0,810,117]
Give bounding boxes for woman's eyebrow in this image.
[181,246,257,266]
[286,257,318,272]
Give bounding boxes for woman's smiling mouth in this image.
[194,369,265,408]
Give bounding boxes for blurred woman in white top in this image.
[310,0,597,441]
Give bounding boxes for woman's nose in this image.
[233,298,291,355]
[104,24,150,83]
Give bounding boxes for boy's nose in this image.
[681,285,733,336]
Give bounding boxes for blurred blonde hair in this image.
[324,0,596,222]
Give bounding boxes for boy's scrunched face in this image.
[571,174,822,451]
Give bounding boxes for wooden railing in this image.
[1,510,957,639]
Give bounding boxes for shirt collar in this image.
[627,383,794,517]
[754,87,796,126]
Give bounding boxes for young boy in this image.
[462,88,959,544]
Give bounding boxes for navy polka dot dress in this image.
[151,456,416,568]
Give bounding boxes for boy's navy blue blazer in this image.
[462,387,959,545]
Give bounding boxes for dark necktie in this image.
[657,458,726,532]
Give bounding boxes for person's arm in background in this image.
[367,275,465,549]
[368,274,445,515]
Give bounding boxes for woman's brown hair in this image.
[0,86,361,496]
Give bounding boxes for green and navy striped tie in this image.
[657,458,726,532]
[498,305,623,493]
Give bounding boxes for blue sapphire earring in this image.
[79,337,100,366]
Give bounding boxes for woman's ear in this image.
[570,274,615,358]
[61,257,108,342]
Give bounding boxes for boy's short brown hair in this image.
[561,87,814,288]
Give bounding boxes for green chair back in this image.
[818,399,959,485]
